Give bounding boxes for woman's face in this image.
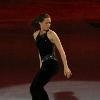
[39,17,51,31]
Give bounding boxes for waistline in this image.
[41,54,57,63]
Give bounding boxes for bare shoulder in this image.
[47,29,60,43]
[33,30,40,40]
[48,29,56,35]
[47,29,57,38]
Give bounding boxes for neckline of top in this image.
[38,30,49,36]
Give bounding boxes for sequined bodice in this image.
[35,31,55,59]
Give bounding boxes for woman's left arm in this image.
[48,30,72,78]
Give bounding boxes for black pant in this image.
[30,59,59,100]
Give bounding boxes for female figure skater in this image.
[30,13,72,100]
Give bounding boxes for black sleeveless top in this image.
[35,31,55,60]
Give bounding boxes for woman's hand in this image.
[64,66,72,79]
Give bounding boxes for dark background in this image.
[0,0,100,87]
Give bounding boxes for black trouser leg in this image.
[31,87,49,100]
[30,59,59,100]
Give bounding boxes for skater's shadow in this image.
[54,91,78,100]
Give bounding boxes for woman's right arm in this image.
[39,53,42,68]
[33,31,42,68]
